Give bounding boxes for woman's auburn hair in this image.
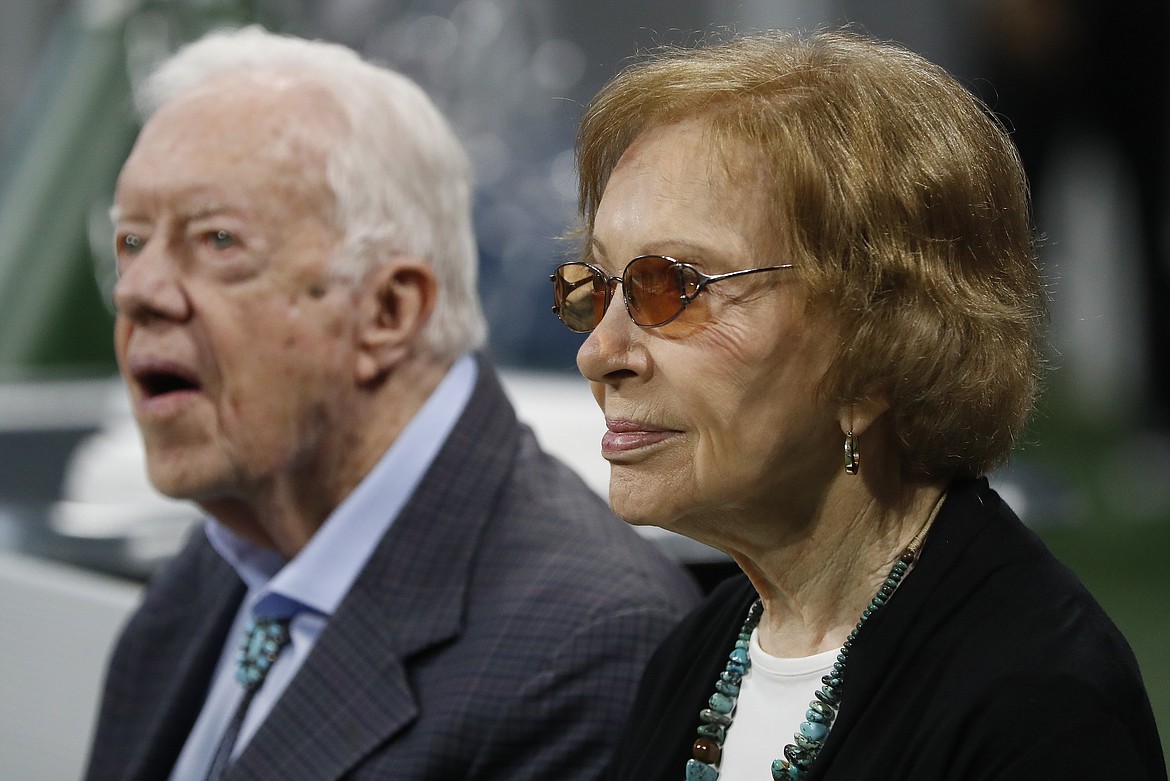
[576,29,1048,479]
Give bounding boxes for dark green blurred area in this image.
[1025,395,1170,751]
[0,0,278,380]
[0,0,1165,755]
[1041,517,1170,749]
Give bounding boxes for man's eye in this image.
[207,230,235,250]
[120,234,144,253]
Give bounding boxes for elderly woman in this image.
[549,31,1165,781]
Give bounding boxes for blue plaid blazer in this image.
[84,359,699,780]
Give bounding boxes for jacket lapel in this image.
[229,359,521,780]
[122,534,245,781]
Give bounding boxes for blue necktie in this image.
[204,616,292,781]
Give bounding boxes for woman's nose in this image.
[576,288,646,385]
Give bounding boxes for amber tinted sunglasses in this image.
[550,254,796,333]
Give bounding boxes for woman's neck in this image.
[731,478,947,658]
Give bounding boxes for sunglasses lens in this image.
[553,263,607,332]
[625,255,684,326]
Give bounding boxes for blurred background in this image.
[0,0,1166,777]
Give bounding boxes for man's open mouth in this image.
[134,365,202,399]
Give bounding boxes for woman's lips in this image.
[601,419,680,456]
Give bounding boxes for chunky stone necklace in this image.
[685,531,929,781]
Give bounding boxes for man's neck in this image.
[200,355,453,559]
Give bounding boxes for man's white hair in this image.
[136,25,487,360]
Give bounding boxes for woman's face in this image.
[577,119,845,547]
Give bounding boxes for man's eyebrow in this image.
[186,202,233,220]
[108,200,237,225]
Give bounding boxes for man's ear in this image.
[355,258,437,384]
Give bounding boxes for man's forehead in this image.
[142,85,324,153]
[159,70,347,140]
[119,87,333,189]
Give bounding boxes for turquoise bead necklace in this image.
[685,530,929,781]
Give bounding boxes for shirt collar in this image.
[206,354,479,619]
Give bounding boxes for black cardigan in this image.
[608,478,1167,780]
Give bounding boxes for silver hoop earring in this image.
[844,430,859,475]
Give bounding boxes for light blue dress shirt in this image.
[167,355,477,780]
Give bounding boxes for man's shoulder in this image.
[131,524,241,623]
[444,424,699,632]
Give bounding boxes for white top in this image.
[717,629,839,781]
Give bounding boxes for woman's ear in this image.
[839,393,892,437]
[355,258,438,384]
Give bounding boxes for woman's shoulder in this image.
[829,481,1165,778]
[928,478,1136,668]
[854,479,1165,776]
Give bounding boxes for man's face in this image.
[111,84,361,527]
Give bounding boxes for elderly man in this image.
[83,26,698,781]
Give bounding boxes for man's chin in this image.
[144,460,222,504]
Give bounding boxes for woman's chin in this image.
[608,492,687,534]
[607,470,674,528]
[608,491,658,527]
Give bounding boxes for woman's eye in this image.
[207,230,235,250]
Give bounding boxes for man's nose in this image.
[111,244,192,323]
